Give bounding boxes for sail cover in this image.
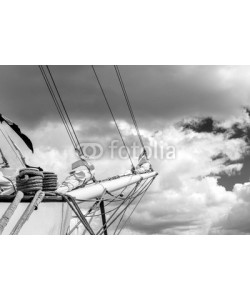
[57,160,95,194]
[0,171,14,195]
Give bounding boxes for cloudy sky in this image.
[1,65,250,234]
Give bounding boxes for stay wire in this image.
[99,187,144,235]
[91,66,134,168]
[111,179,149,234]
[114,65,146,153]
[113,202,131,234]
[86,185,137,219]
[114,65,141,141]
[97,178,151,235]
[46,66,84,156]
[39,66,77,148]
[85,185,129,216]
[117,177,154,235]
[96,182,141,235]
[109,178,153,234]
[38,66,77,150]
[115,65,145,151]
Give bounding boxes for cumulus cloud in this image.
[210,183,250,234]
[118,121,247,234]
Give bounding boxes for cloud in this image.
[117,122,247,234]
[2,65,250,131]
[1,109,247,235]
[181,107,250,143]
[3,114,245,235]
[210,182,250,234]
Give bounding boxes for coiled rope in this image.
[16,169,44,194]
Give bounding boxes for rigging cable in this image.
[38,66,78,151]
[113,177,152,234]
[116,177,155,235]
[97,178,150,234]
[91,65,134,168]
[114,65,146,155]
[96,178,150,235]
[95,182,140,235]
[45,66,84,156]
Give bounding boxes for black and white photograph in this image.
[2,65,250,235]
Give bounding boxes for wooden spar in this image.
[68,171,157,200]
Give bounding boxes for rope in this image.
[114,65,146,154]
[16,169,44,194]
[38,66,78,151]
[96,180,143,235]
[108,180,150,235]
[98,177,154,235]
[68,189,107,235]
[69,200,100,235]
[113,204,129,234]
[68,173,156,235]
[42,171,58,192]
[39,66,92,173]
[45,66,84,156]
[10,190,45,235]
[82,204,99,235]
[0,191,24,234]
[116,177,154,234]
[85,185,129,215]
[60,194,95,235]
[91,66,135,168]
[70,185,131,234]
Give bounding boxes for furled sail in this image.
[135,150,152,174]
[57,159,95,194]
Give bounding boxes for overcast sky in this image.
[1,65,250,234]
